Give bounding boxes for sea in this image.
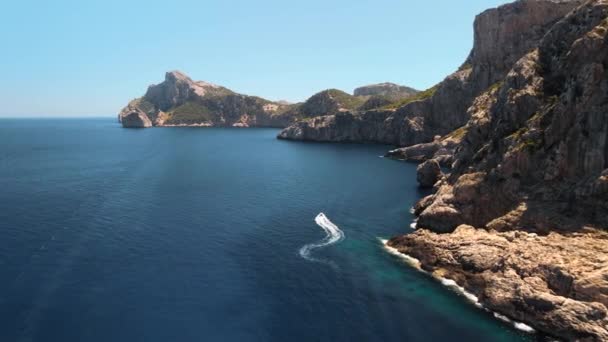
[0,118,534,341]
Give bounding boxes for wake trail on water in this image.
[299,213,345,268]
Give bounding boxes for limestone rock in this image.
[353,82,418,101]
[387,227,608,341]
[119,73,416,129]
[389,1,608,339]
[278,0,582,146]
[386,128,466,167]
[416,159,442,188]
[416,0,608,233]
[277,110,397,142]
[118,70,299,128]
[120,108,152,128]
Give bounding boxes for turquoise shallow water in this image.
[0,118,533,341]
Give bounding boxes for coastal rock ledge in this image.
[388,226,608,341]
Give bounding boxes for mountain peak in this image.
[165,70,192,82]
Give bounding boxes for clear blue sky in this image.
[0,0,508,117]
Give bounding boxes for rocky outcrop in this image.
[278,0,582,146]
[143,70,217,112]
[119,71,300,128]
[354,82,418,101]
[385,126,467,166]
[386,139,443,162]
[416,159,442,188]
[388,225,608,341]
[277,110,395,142]
[120,108,152,128]
[388,1,608,340]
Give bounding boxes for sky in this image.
[0,0,508,117]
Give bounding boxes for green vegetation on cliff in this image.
[325,89,367,110]
[382,85,439,110]
[444,125,468,140]
[167,101,213,124]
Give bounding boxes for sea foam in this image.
[410,219,418,230]
[380,239,535,334]
[299,213,345,266]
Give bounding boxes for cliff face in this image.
[388,1,608,340]
[415,0,608,234]
[120,108,152,128]
[277,109,397,142]
[119,71,300,128]
[119,72,417,129]
[278,0,582,146]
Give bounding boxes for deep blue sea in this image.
[0,118,532,342]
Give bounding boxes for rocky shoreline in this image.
[386,226,608,340]
[381,238,539,334]
[381,1,608,340]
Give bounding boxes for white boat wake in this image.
[299,213,345,267]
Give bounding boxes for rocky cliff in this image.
[354,82,419,101]
[119,72,417,129]
[278,0,581,146]
[386,0,608,340]
[119,71,300,128]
